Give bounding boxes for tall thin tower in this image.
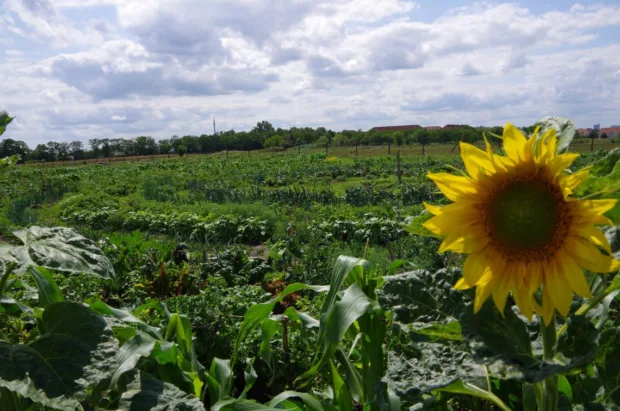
[213,117,216,135]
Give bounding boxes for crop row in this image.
[61,207,407,246]
[187,182,440,207]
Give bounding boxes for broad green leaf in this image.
[110,332,157,387]
[27,266,63,307]
[214,399,283,411]
[210,358,232,401]
[301,283,373,379]
[118,370,206,411]
[592,148,620,177]
[1,227,114,279]
[269,391,325,411]
[378,268,485,400]
[433,380,511,411]
[0,302,118,409]
[258,319,281,370]
[536,116,576,153]
[89,299,162,339]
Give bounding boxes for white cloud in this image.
[1,0,620,146]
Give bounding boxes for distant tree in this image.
[69,141,84,160]
[0,138,29,161]
[601,132,609,139]
[177,144,188,157]
[159,143,172,155]
[392,131,404,146]
[264,134,284,150]
[416,129,431,155]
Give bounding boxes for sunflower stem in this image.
[541,316,558,411]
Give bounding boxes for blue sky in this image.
[1,0,620,146]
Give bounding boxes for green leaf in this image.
[214,399,282,411]
[269,391,325,411]
[232,282,328,367]
[433,380,511,411]
[1,227,114,279]
[536,116,576,153]
[378,268,485,400]
[118,370,206,411]
[27,266,63,307]
[210,358,232,401]
[0,111,13,137]
[110,332,157,387]
[88,299,163,339]
[301,283,373,379]
[0,302,118,409]
[596,327,620,406]
[558,375,573,400]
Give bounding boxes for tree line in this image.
[0,120,504,163]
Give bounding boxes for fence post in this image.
[396,150,402,184]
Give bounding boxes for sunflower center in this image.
[488,179,566,253]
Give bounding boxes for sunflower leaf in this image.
[0,302,119,409]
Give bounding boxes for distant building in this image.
[443,124,467,129]
[369,125,422,132]
[424,126,442,130]
[576,128,592,136]
[601,127,620,138]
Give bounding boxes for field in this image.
[1,143,620,411]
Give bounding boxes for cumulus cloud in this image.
[1,0,620,145]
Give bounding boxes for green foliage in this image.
[0,111,14,137]
[0,302,118,409]
[0,226,115,278]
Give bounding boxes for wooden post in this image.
[396,150,402,184]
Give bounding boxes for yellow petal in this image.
[423,202,443,216]
[439,232,488,254]
[580,199,617,216]
[525,261,543,294]
[543,257,573,317]
[566,236,620,273]
[551,153,580,174]
[491,268,511,315]
[573,224,612,254]
[503,123,528,162]
[460,142,494,180]
[474,270,495,313]
[463,252,489,285]
[545,128,558,157]
[454,277,472,290]
[512,278,534,320]
[561,169,589,192]
[561,255,593,298]
[538,287,556,326]
[428,172,477,202]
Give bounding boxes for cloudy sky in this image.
[1,0,620,146]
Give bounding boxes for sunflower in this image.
[423,123,619,325]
